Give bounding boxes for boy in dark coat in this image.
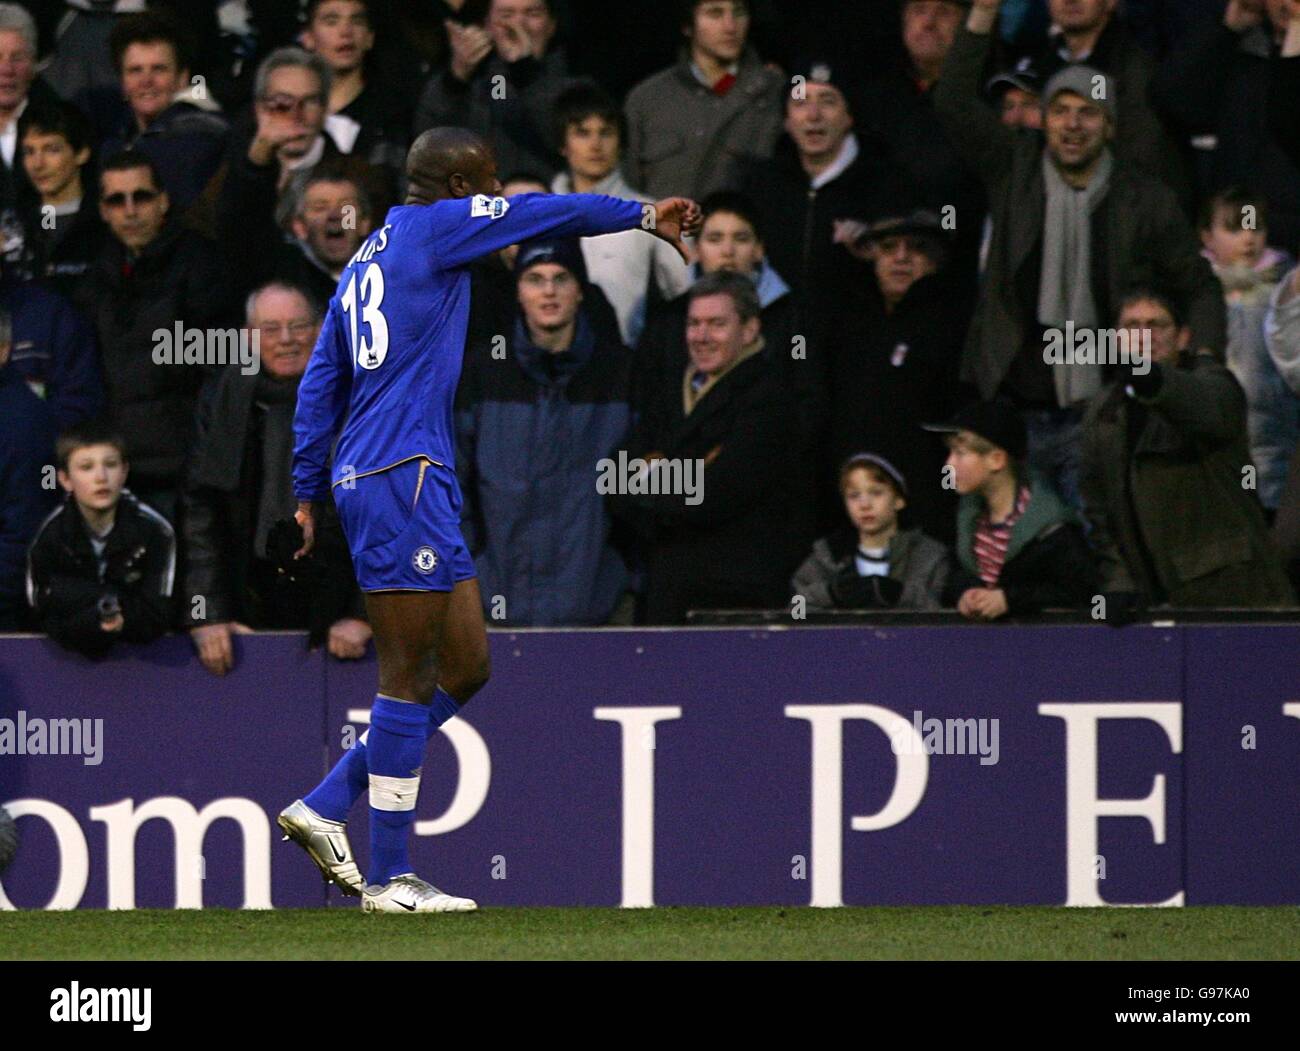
[26,421,175,657]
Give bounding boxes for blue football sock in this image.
[366,695,432,885]
[304,689,463,823]
[303,741,361,825]
[428,686,460,729]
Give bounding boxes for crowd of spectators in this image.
[1,0,1299,659]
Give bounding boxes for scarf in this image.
[188,370,301,558]
[1038,148,1113,407]
[253,376,300,559]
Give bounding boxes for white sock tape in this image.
[369,773,421,812]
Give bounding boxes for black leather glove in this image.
[1103,590,1142,628]
[268,511,363,648]
[830,568,905,609]
[266,516,311,583]
[1126,361,1164,399]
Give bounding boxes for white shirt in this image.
[855,544,890,577]
[690,60,739,89]
[810,132,859,191]
[325,113,361,154]
[549,168,690,346]
[285,134,326,172]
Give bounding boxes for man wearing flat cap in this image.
[815,208,968,542]
[934,0,1225,512]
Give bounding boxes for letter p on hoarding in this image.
[785,705,929,907]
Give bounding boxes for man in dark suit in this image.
[610,269,815,624]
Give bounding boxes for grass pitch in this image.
[1,906,1298,960]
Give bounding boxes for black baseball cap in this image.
[986,54,1045,99]
[923,400,1027,461]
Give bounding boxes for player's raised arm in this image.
[291,301,354,553]
[425,192,700,270]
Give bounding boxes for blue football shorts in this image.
[333,456,477,592]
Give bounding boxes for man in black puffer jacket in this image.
[73,151,232,523]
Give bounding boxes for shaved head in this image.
[405,127,501,204]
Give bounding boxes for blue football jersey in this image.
[292,192,647,501]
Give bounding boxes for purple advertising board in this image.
[0,625,1296,910]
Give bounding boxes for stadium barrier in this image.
[0,624,1297,910]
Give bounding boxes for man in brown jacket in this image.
[1081,289,1294,613]
[623,0,784,200]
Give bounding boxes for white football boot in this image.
[361,873,478,913]
[277,799,365,896]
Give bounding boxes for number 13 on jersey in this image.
[340,261,390,370]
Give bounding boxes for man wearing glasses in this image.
[247,48,338,187]
[183,281,371,677]
[1080,288,1294,617]
[220,48,388,295]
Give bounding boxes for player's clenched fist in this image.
[649,197,702,264]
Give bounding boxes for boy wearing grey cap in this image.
[791,453,951,612]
